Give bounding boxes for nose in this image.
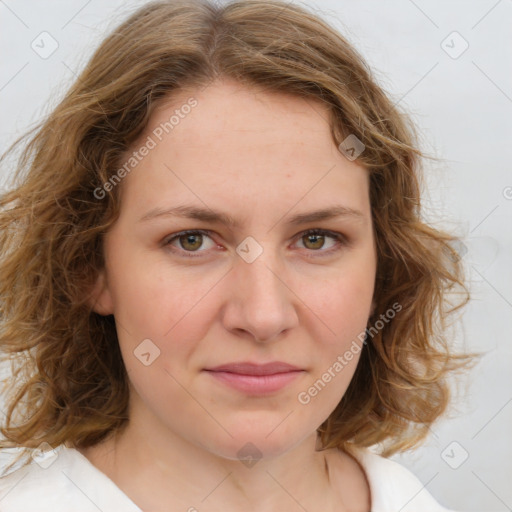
[220,249,299,343]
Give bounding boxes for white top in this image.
[0,444,456,512]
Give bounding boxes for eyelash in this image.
[163,228,348,259]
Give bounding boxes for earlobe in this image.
[89,269,114,316]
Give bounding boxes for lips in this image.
[205,362,302,376]
[204,362,304,395]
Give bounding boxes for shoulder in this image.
[350,446,457,512]
[0,445,141,512]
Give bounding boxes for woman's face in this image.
[93,79,377,460]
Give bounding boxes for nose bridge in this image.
[223,238,298,341]
[234,233,281,290]
[239,251,281,300]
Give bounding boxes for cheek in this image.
[106,246,222,370]
[292,259,374,411]
[294,274,372,415]
[302,266,374,346]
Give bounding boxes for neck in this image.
[77,396,369,511]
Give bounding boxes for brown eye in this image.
[295,229,347,256]
[165,230,216,256]
[302,232,326,250]
[178,233,203,251]
[164,228,346,260]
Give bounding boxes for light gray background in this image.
[0,1,511,510]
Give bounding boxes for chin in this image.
[197,421,313,463]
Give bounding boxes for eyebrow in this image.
[138,204,366,228]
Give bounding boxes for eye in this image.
[164,228,347,258]
[164,230,217,257]
[295,229,347,256]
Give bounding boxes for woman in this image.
[0,1,472,510]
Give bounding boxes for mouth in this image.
[203,362,305,395]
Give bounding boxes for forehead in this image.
[116,79,370,225]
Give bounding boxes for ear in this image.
[88,268,114,316]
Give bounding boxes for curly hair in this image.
[0,0,473,471]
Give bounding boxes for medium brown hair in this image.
[0,0,473,471]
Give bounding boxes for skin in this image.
[82,78,377,511]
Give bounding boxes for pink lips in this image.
[204,362,304,395]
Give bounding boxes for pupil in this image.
[306,234,324,249]
[182,234,202,251]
